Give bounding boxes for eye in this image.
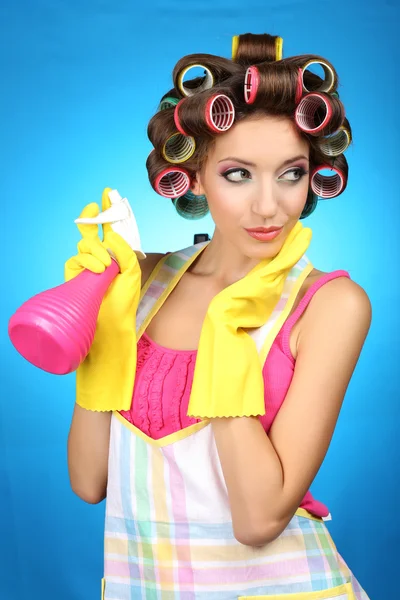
[279,167,308,182]
[222,168,251,183]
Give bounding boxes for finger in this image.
[78,237,112,267]
[65,253,107,276]
[78,254,107,273]
[67,253,107,274]
[105,230,138,272]
[64,257,83,282]
[100,187,113,239]
[76,202,100,240]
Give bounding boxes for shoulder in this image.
[139,252,167,288]
[306,273,371,323]
[298,273,372,356]
[302,267,372,320]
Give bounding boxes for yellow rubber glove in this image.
[64,187,141,412]
[187,221,312,419]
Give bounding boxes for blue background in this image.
[1,1,398,599]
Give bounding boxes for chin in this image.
[241,246,281,263]
[244,237,286,260]
[254,248,282,261]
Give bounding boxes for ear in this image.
[190,172,205,196]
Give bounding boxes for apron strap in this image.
[136,242,209,337]
[136,242,313,366]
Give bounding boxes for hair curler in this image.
[232,34,283,62]
[244,66,260,104]
[154,167,191,198]
[275,36,283,61]
[310,165,346,198]
[301,189,319,219]
[172,190,209,220]
[295,93,333,135]
[174,99,189,136]
[295,68,304,104]
[300,59,336,94]
[162,133,196,164]
[158,96,179,111]
[8,190,145,375]
[174,94,235,136]
[205,94,235,132]
[318,126,351,157]
[232,35,239,61]
[177,64,215,97]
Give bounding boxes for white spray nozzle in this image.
[74,190,146,260]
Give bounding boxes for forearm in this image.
[211,416,284,545]
[67,403,111,504]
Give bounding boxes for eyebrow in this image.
[218,155,309,168]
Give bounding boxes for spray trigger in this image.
[74,189,146,259]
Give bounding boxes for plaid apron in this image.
[101,243,370,600]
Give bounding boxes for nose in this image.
[251,178,279,219]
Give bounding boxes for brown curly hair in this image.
[146,33,351,220]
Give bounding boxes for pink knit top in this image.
[120,270,350,518]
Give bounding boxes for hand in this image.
[65,187,142,412]
[65,189,137,279]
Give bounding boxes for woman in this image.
[66,33,372,599]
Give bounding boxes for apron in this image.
[101,242,370,600]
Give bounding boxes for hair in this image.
[146,33,352,220]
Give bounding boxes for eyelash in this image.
[221,167,309,184]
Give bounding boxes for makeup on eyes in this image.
[220,164,309,183]
[220,167,251,182]
[217,156,309,178]
[281,166,309,181]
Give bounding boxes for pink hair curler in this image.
[295,68,303,104]
[295,93,333,135]
[205,94,235,132]
[8,190,145,375]
[174,99,188,136]
[310,165,346,198]
[244,66,260,104]
[154,167,191,198]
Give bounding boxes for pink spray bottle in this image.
[8,189,145,375]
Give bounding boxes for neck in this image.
[189,227,269,287]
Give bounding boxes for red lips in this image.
[245,226,283,233]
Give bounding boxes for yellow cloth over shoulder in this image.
[64,188,141,412]
[187,221,312,419]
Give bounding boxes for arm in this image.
[212,277,372,546]
[67,252,166,504]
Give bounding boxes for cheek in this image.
[204,177,244,221]
[207,188,244,227]
[282,182,309,215]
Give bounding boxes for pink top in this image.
[120,270,350,518]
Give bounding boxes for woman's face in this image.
[192,115,310,260]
